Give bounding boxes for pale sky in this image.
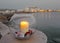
[0,0,60,9]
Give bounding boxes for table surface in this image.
[0,29,47,43]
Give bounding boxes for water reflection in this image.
[34,12,60,28]
[33,12,60,43]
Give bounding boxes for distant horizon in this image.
[0,0,60,9]
[0,7,60,10]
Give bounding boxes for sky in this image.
[0,0,60,9]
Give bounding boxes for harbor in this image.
[0,7,60,14]
[0,9,60,43]
[0,0,60,43]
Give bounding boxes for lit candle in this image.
[20,21,29,34]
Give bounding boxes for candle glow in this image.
[20,21,29,34]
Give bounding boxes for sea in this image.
[32,12,60,43]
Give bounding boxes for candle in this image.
[20,21,29,34]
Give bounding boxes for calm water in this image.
[33,12,60,43]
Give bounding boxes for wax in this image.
[20,21,29,34]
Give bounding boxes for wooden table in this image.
[0,29,47,43]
